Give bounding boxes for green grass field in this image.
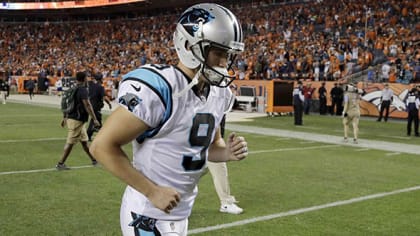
[1,103,419,235]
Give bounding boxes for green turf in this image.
[1,103,419,235]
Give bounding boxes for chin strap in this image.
[174,69,200,98]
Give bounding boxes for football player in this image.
[90,3,248,236]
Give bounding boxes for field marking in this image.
[299,141,316,144]
[385,152,401,156]
[275,137,291,141]
[378,135,411,140]
[0,114,61,118]
[251,144,338,154]
[189,185,420,234]
[355,148,370,152]
[0,165,94,175]
[0,137,65,143]
[227,124,420,155]
[297,126,321,130]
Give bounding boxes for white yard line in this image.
[0,137,65,143]
[189,185,420,234]
[0,114,61,118]
[385,152,401,156]
[299,141,316,144]
[378,135,411,140]
[275,137,291,141]
[251,145,338,154]
[0,165,94,175]
[297,126,322,130]
[355,148,370,152]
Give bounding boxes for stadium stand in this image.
[0,0,419,91]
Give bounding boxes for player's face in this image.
[206,47,229,68]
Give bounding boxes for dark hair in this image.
[76,71,86,82]
[94,73,103,81]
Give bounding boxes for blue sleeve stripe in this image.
[122,68,172,121]
[122,68,173,142]
[122,69,171,109]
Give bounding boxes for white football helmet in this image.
[345,83,365,94]
[173,3,245,87]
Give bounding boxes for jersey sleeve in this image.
[118,68,172,129]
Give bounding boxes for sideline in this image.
[227,124,420,155]
[189,185,420,234]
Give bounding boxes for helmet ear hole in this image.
[184,40,191,51]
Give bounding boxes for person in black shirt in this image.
[87,75,112,141]
[318,82,327,115]
[26,78,35,100]
[293,81,304,125]
[330,83,344,115]
[406,88,419,136]
[56,71,101,170]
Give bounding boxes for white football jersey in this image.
[117,64,232,220]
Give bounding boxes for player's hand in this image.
[60,118,67,128]
[93,119,101,128]
[227,132,248,161]
[149,186,181,214]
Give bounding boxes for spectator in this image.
[0,0,419,83]
[367,66,375,82]
[55,78,63,96]
[303,83,315,115]
[381,62,391,82]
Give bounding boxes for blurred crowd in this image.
[0,0,419,84]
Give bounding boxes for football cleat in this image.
[219,203,243,215]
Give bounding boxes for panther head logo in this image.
[118,93,142,112]
[178,7,215,36]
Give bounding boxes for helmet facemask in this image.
[190,40,240,87]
